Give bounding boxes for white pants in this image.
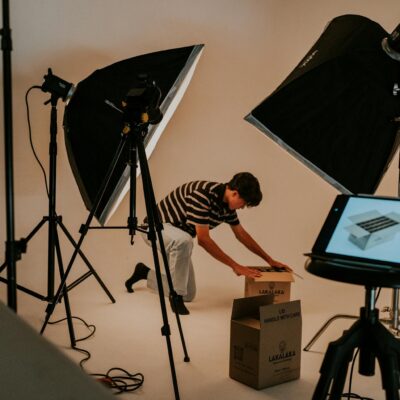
[141,223,196,302]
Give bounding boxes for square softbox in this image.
[246,15,400,194]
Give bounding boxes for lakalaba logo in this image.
[269,340,296,362]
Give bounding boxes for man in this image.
[125,172,290,314]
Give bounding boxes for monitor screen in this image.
[313,195,400,267]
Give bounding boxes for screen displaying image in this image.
[326,196,400,265]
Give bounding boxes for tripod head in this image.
[122,75,163,131]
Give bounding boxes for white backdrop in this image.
[1,0,399,315]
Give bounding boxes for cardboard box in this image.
[245,266,294,303]
[229,295,302,390]
[345,210,400,250]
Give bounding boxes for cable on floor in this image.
[48,315,144,393]
[91,368,144,394]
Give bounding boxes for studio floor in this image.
[2,270,391,400]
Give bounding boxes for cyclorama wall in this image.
[0,0,399,341]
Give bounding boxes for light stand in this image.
[39,80,190,400]
[1,0,17,310]
[0,69,115,346]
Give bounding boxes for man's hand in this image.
[232,265,262,278]
[231,224,293,273]
[269,259,293,272]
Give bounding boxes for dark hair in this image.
[227,172,262,207]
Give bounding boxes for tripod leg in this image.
[0,217,49,272]
[379,355,400,400]
[374,323,400,400]
[146,227,182,400]
[313,344,354,400]
[329,359,351,400]
[0,217,56,301]
[157,231,190,362]
[137,136,182,400]
[0,217,47,275]
[137,136,190,363]
[57,219,115,303]
[156,230,190,362]
[41,221,92,335]
[41,135,128,335]
[312,319,362,400]
[0,261,6,274]
[54,229,77,347]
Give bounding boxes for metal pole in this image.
[391,288,400,332]
[1,0,17,310]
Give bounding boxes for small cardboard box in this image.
[345,210,400,250]
[229,295,302,390]
[245,267,294,303]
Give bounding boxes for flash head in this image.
[41,68,75,102]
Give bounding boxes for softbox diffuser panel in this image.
[64,45,204,225]
[246,15,400,194]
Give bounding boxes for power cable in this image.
[25,85,49,197]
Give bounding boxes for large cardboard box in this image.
[229,295,301,390]
[245,266,294,303]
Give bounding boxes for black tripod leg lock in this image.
[6,240,26,261]
[18,239,27,255]
[161,325,171,337]
[79,224,89,234]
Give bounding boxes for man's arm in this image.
[230,223,292,271]
[195,225,262,278]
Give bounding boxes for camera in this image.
[123,74,163,125]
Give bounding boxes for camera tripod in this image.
[0,91,115,347]
[40,117,190,400]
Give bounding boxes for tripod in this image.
[306,256,400,399]
[0,92,115,346]
[312,286,400,400]
[40,117,190,400]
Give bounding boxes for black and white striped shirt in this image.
[156,181,239,237]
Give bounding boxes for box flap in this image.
[231,295,274,320]
[248,267,294,283]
